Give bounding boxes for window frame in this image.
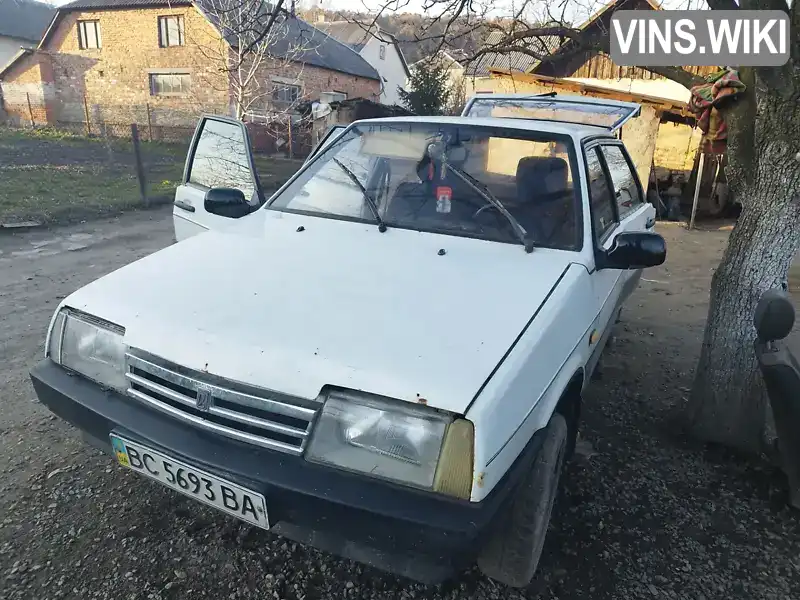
[149,71,192,97]
[77,20,101,50]
[158,15,185,47]
[596,141,645,221]
[182,115,264,206]
[582,140,620,246]
[271,81,301,106]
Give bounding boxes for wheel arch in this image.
[554,368,584,456]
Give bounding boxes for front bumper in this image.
[30,359,543,583]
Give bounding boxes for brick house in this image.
[0,0,382,128]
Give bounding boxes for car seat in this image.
[754,289,800,509]
[514,157,573,246]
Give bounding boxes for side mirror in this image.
[598,231,666,270]
[204,187,251,219]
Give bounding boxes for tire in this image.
[477,413,569,588]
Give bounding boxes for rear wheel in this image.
[477,413,568,588]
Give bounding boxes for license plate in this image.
[110,435,269,529]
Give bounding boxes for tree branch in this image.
[706,0,740,10]
[641,65,707,89]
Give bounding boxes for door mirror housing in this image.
[204,187,251,219]
[598,231,666,270]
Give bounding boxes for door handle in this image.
[174,200,195,213]
[646,216,656,229]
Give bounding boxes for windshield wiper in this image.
[445,164,534,253]
[332,158,387,233]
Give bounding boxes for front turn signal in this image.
[433,418,474,500]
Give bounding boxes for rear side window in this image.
[585,147,616,241]
[600,144,643,219]
[188,119,255,201]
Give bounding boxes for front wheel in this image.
[477,413,568,588]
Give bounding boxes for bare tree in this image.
[190,0,316,121]
[360,0,800,455]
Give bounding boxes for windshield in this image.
[268,122,582,250]
[464,98,634,129]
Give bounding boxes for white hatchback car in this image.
[31,95,665,588]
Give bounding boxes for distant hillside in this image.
[299,8,486,64]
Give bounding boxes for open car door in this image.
[173,116,263,242]
[461,93,641,134]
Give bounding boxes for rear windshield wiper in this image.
[332,158,387,233]
[445,164,534,253]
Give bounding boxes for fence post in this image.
[131,124,148,207]
[288,118,293,159]
[689,150,705,231]
[26,93,34,127]
[83,93,91,135]
[146,103,153,141]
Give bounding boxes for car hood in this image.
[62,211,575,414]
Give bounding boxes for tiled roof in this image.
[465,30,562,77]
[0,0,55,43]
[313,20,408,77]
[313,21,396,47]
[59,0,191,8]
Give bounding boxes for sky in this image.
[49,0,705,16]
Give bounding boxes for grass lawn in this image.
[0,127,303,225]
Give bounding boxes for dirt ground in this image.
[0,213,798,600]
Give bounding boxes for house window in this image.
[272,82,300,105]
[77,20,101,49]
[149,72,191,96]
[158,16,185,47]
[379,44,386,60]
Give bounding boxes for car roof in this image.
[466,92,641,111]
[349,115,614,141]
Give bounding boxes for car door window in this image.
[307,125,347,163]
[599,144,642,220]
[585,147,617,242]
[188,119,256,202]
[275,131,372,219]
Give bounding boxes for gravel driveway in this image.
[1,212,799,600]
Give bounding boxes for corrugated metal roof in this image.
[465,30,562,77]
[0,0,55,43]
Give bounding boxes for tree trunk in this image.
[687,73,800,454]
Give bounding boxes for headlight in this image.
[48,308,127,392]
[306,389,473,497]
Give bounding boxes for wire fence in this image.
[2,94,316,156]
[0,112,307,225]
